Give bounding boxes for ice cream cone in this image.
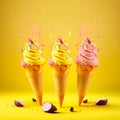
[75,39,99,106]
[52,65,69,107]
[49,38,72,107]
[21,39,45,105]
[77,64,93,106]
[25,65,43,105]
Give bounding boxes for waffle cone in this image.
[52,65,69,107]
[77,64,94,106]
[24,65,43,105]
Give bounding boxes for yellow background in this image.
[0,0,120,119]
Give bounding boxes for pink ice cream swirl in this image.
[75,38,98,68]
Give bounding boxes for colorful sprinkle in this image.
[29,45,32,49]
[28,38,34,44]
[58,38,63,44]
[58,45,61,49]
[86,38,91,44]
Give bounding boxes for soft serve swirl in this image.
[76,38,98,67]
[49,38,72,66]
[22,38,45,65]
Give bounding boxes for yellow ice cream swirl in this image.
[51,38,72,65]
[23,39,45,65]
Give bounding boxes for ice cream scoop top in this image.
[76,38,98,68]
[49,38,72,66]
[22,38,45,65]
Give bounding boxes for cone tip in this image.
[59,95,64,107]
[78,95,84,106]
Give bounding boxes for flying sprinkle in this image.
[20,33,23,38]
[96,33,100,38]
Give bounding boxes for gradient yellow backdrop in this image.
[0,0,120,119]
[0,0,120,93]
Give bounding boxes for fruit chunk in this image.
[42,103,57,113]
[14,100,24,107]
[95,98,108,105]
[83,99,88,103]
[32,98,37,102]
[70,107,74,112]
